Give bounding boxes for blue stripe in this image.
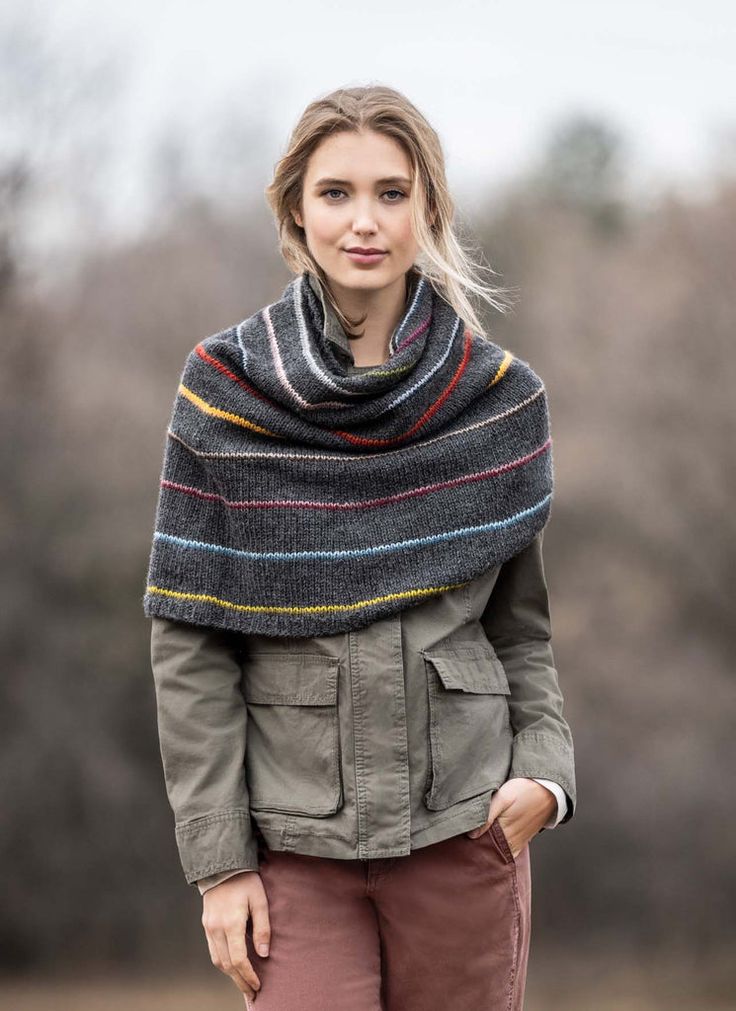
[153,493,552,563]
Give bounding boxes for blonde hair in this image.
[264,84,517,340]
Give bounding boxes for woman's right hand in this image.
[201,870,271,1003]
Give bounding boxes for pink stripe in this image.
[161,479,221,502]
[160,438,551,511]
[263,304,310,409]
[394,314,431,355]
[263,295,360,411]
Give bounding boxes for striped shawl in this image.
[142,270,554,637]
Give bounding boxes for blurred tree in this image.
[0,6,126,276]
[530,113,630,238]
[1,6,735,984]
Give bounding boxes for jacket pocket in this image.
[421,642,513,811]
[241,653,343,817]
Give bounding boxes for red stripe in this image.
[194,342,273,406]
[335,329,475,447]
[160,437,551,511]
[193,327,486,450]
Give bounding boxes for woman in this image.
[144,85,576,1010]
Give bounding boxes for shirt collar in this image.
[306,269,418,368]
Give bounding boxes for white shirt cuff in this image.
[532,778,568,828]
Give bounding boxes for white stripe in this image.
[168,382,547,462]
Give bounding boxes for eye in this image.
[319,188,407,202]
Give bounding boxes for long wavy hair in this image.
[264,84,517,341]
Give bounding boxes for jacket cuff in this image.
[510,730,576,823]
[197,868,254,895]
[174,808,260,885]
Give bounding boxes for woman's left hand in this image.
[465,778,557,858]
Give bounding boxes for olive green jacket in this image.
[147,272,576,890]
[149,528,576,889]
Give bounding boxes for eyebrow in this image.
[313,176,412,189]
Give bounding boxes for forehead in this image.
[305,129,412,184]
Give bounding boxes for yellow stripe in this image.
[181,351,510,438]
[179,383,284,438]
[354,361,414,378]
[488,350,514,387]
[146,581,470,616]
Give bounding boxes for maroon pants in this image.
[245,820,532,1010]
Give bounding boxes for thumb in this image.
[467,793,509,838]
[251,898,272,958]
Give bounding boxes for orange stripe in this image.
[179,383,285,438]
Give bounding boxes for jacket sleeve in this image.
[479,529,577,825]
[150,615,260,885]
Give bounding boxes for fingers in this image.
[211,924,260,998]
[249,893,272,958]
[225,923,262,996]
[202,908,261,1000]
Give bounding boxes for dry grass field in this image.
[1,948,734,1011]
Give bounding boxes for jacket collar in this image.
[306,269,419,367]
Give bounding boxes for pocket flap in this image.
[421,644,510,694]
[242,653,339,705]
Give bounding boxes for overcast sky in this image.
[7,0,736,243]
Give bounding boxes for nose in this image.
[352,221,378,237]
[350,200,380,235]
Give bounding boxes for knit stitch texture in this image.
[142,269,554,637]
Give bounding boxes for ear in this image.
[292,208,303,229]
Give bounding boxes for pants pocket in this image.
[490,817,516,864]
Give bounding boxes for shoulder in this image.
[180,274,302,377]
[473,333,547,397]
[177,319,250,386]
[508,351,547,395]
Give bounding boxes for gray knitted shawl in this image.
[142,269,554,637]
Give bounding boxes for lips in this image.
[344,249,388,265]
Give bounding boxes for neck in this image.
[327,270,413,366]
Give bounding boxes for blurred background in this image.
[1,1,734,1008]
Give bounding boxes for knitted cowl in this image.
[142,269,554,637]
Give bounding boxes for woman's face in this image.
[293,128,419,295]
